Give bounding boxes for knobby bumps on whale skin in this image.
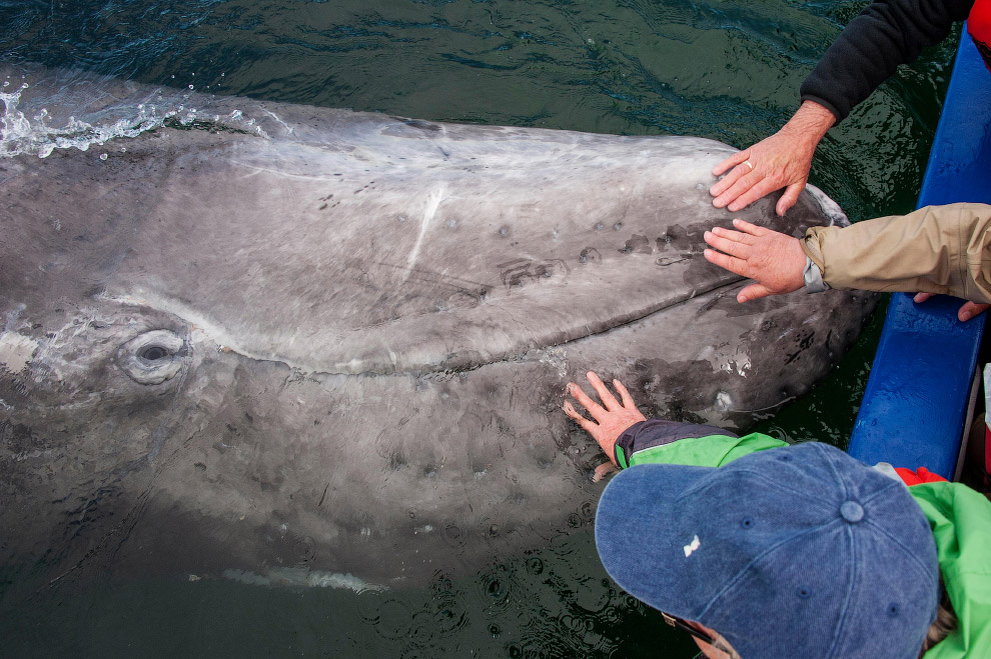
[0,61,873,592]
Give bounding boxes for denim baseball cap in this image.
[595,442,939,658]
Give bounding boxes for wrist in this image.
[781,101,835,144]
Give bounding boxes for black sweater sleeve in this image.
[801,0,974,122]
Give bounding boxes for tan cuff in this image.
[800,227,831,283]
[802,256,830,293]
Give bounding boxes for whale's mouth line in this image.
[106,275,745,378]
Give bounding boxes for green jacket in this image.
[615,427,991,658]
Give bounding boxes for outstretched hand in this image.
[703,219,807,303]
[563,371,645,467]
[913,292,989,323]
[709,101,835,216]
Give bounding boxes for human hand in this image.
[592,462,618,482]
[703,219,807,303]
[563,371,646,466]
[709,101,835,216]
[913,292,990,323]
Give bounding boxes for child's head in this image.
[595,442,939,658]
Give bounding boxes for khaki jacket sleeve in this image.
[801,203,991,304]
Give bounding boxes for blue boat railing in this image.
[846,23,991,479]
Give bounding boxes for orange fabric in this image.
[895,466,951,486]
[971,0,991,71]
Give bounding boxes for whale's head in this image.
[0,64,876,590]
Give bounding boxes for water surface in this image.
[0,1,958,657]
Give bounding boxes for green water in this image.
[0,1,960,657]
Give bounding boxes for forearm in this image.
[802,203,991,303]
[800,0,973,122]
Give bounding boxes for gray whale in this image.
[0,64,875,589]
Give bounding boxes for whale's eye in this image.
[139,345,169,362]
[115,330,187,385]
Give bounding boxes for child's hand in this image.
[563,371,646,466]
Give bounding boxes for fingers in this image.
[730,219,765,237]
[592,461,618,481]
[959,302,989,322]
[711,168,759,208]
[562,400,595,433]
[737,282,773,303]
[703,231,754,278]
[776,182,804,216]
[711,149,750,178]
[724,176,786,213]
[585,371,621,410]
[566,382,605,418]
[704,229,751,259]
[710,150,756,200]
[709,172,741,200]
[913,294,988,323]
[703,248,746,277]
[564,374,636,421]
[612,378,636,409]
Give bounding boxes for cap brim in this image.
[594,462,715,616]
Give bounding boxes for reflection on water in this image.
[0,0,957,657]
[1,530,698,659]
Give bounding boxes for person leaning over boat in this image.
[562,371,991,659]
[708,0,991,321]
[700,202,991,309]
[710,0,991,216]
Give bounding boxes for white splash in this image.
[0,82,170,158]
[683,534,700,558]
[0,73,257,159]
